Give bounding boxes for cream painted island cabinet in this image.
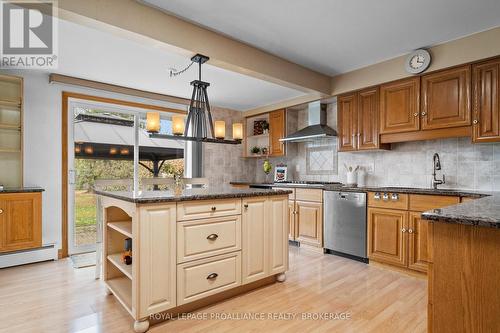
[96,187,290,332]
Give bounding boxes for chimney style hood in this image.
[280,101,337,143]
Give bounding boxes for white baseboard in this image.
[0,245,58,268]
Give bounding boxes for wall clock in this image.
[405,49,431,74]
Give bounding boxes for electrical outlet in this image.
[365,163,375,174]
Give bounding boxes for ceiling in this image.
[54,19,305,111]
[142,0,500,76]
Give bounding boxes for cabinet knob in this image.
[206,233,218,241]
[473,119,478,124]
[421,112,427,116]
[413,112,419,117]
[401,228,407,233]
[211,206,217,211]
[206,273,218,280]
[408,229,413,234]
[0,209,3,214]
[243,204,248,209]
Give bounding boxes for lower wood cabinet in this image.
[0,192,42,253]
[295,200,323,247]
[288,201,296,240]
[367,208,407,267]
[408,212,431,273]
[241,196,288,284]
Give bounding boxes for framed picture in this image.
[274,164,288,182]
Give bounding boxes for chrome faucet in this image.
[432,153,445,189]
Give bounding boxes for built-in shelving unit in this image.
[0,75,23,187]
[244,113,270,157]
[104,206,134,319]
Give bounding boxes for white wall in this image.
[0,69,193,250]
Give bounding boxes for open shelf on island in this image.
[107,253,132,279]
[105,277,132,315]
[107,221,132,238]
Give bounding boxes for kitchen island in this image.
[95,186,291,332]
[421,194,500,333]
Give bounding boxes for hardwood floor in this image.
[0,246,427,333]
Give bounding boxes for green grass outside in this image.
[75,190,96,227]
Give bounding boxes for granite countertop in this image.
[421,194,500,228]
[0,187,44,193]
[95,186,293,204]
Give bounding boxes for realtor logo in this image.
[1,0,58,68]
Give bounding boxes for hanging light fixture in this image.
[148,53,241,144]
[232,123,243,141]
[172,115,185,136]
[146,112,161,133]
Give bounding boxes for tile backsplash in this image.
[250,103,500,191]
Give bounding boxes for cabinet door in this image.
[295,201,323,247]
[367,208,407,267]
[358,87,380,150]
[269,109,285,156]
[408,212,430,273]
[422,65,471,130]
[472,58,500,142]
[337,93,357,151]
[380,77,420,134]
[0,193,41,252]
[138,204,176,317]
[288,200,295,240]
[268,196,288,275]
[242,197,268,284]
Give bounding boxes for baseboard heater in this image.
[0,245,58,268]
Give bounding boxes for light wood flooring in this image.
[0,246,427,333]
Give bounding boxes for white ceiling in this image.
[54,19,305,111]
[142,0,500,76]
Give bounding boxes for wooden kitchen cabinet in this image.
[367,208,407,268]
[472,57,500,142]
[269,109,285,156]
[288,201,296,240]
[407,212,430,273]
[295,200,323,247]
[338,92,357,151]
[0,192,42,253]
[380,77,421,134]
[421,65,471,130]
[338,87,387,151]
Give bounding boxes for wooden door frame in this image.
[60,91,186,258]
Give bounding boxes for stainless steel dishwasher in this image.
[323,190,368,263]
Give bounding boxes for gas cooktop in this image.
[273,181,343,186]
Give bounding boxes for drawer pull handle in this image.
[206,273,218,280]
[211,207,217,211]
[206,233,218,241]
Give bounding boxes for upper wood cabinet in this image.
[358,87,381,150]
[338,87,387,151]
[472,57,500,142]
[421,65,471,130]
[269,109,285,156]
[0,192,42,253]
[380,77,421,134]
[338,92,357,151]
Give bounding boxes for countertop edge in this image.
[0,187,45,193]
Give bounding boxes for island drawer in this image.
[177,251,242,305]
[409,195,460,212]
[177,215,241,263]
[368,192,409,210]
[177,198,242,221]
[272,187,295,200]
[295,188,322,202]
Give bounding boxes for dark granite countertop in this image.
[232,181,488,198]
[95,186,292,204]
[421,194,500,228]
[0,187,44,193]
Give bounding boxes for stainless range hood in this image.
[280,101,337,143]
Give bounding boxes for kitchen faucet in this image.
[432,153,445,189]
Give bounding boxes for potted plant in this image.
[251,146,261,155]
[262,121,269,134]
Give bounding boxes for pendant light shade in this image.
[146,112,161,133]
[172,115,185,136]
